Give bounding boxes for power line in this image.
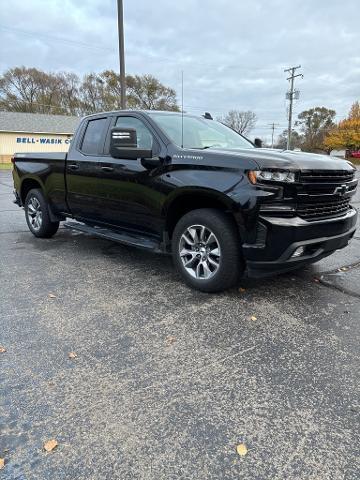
[284,65,303,150]
[0,25,291,75]
[0,25,114,52]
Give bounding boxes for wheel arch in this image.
[164,188,243,239]
[20,177,45,204]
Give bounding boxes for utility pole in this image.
[117,0,126,109]
[268,123,280,148]
[284,65,303,150]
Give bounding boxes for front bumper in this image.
[244,207,358,278]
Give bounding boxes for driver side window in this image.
[115,116,153,149]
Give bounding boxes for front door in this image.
[96,115,165,236]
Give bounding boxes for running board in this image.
[64,222,163,253]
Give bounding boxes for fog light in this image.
[292,246,305,258]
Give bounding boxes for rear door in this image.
[66,116,110,221]
[96,114,165,236]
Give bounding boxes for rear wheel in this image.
[172,208,243,292]
[25,189,59,238]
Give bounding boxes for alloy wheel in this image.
[179,224,221,280]
[27,196,43,231]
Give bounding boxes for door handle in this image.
[101,166,114,172]
[68,164,79,170]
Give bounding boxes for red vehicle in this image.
[350,150,360,159]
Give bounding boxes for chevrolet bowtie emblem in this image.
[334,184,349,196]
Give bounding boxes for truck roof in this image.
[82,110,205,120]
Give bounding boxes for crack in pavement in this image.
[319,279,360,299]
[318,260,360,299]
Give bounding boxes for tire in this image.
[24,189,60,238]
[172,208,243,292]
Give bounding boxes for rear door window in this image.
[81,118,108,155]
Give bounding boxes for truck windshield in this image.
[149,112,255,150]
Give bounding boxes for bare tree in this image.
[57,72,81,115]
[126,74,179,111]
[0,66,81,115]
[79,72,180,114]
[0,67,180,116]
[0,67,43,112]
[295,107,336,152]
[218,110,257,135]
[80,73,109,114]
[274,129,302,150]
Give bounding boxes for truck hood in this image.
[204,147,355,172]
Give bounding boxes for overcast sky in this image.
[1,0,359,141]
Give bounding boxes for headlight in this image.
[248,170,296,184]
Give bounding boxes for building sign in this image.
[1,131,74,163]
[16,136,72,145]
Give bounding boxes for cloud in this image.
[1,0,359,141]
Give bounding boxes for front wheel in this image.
[25,189,59,238]
[172,208,243,292]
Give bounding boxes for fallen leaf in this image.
[236,443,248,456]
[0,458,4,469]
[250,316,257,321]
[0,346,6,353]
[166,335,176,346]
[68,352,77,359]
[43,439,58,452]
[48,293,57,299]
[239,287,246,293]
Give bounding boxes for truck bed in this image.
[13,152,68,214]
[14,152,67,162]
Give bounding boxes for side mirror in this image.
[110,127,152,160]
[254,138,262,148]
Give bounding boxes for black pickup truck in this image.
[12,110,358,292]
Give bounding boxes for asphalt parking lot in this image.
[1,169,359,479]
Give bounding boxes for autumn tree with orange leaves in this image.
[324,101,360,151]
